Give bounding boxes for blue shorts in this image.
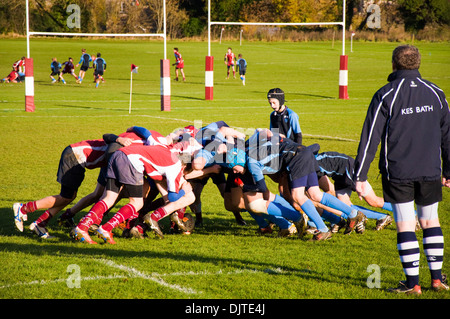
[290,171,319,189]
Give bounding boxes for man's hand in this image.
[116,137,133,147]
[443,177,450,188]
[355,180,368,200]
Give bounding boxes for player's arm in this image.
[353,91,389,182]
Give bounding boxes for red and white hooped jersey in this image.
[225,52,235,66]
[119,130,168,147]
[70,139,108,169]
[120,144,184,193]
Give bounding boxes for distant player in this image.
[268,88,302,145]
[1,69,19,83]
[13,56,25,78]
[50,57,64,84]
[173,47,186,81]
[224,47,236,79]
[236,54,247,85]
[93,53,106,88]
[60,57,78,82]
[75,48,92,84]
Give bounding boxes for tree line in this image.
[1,0,449,39]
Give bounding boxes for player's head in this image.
[97,53,101,57]
[174,47,178,52]
[238,54,242,58]
[227,147,246,173]
[81,48,86,53]
[69,57,73,61]
[267,88,285,112]
[392,45,421,71]
[228,47,232,53]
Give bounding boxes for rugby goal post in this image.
[206,0,349,100]
[25,0,171,112]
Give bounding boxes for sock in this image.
[352,205,387,220]
[102,204,138,232]
[21,201,37,214]
[423,227,444,281]
[265,214,291,229]
[301,199,328,232]
[249,212,269,228]
[397,231,420,288]
[78,200,108,231]
[268,195,302,222]
[62,79,66,84]
[35,210,52,227]
[321,209,342,225]
[95,82,99,88]
[320,193,356,218]
[382,202,393,212]
[151,206,168,222]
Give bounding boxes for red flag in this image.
[131,64,138,73]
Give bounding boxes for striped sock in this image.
[102,204,137,232]
[78,200,108,231]
[423,227,444,281]
[21,201,37,214]
[397,231,420,288]
[36,210,52,227]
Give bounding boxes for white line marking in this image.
[97,258,199,295]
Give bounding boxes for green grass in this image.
[0,38,449,302]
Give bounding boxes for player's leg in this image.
[97,184,144,244]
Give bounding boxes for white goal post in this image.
[24,0,171,112]
[205,0,349,100]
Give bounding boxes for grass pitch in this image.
[0,38,449,303]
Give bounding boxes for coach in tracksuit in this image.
[353,45,450,294]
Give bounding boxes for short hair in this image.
[97,53,101,57]
[392,45,421,70]
[174,47,178,51]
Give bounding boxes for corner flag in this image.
[129,64,139,113]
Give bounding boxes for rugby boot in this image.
[71,226,97,244]
[387,281,422,295]
[375,215,394,231]
[97,226,116,244]
[344,211,365,234]
[143,213,164,239]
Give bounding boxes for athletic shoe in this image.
[311,230,332,241]
[233,211,247,226]
[330,217,346,233]
[13,202,27,232]
[432,274,449,292]
[375,215,394,231]
[71,226,97,244]
[170,212,188,232]
[143,213,164,239]
[293,213,308,238]
[355,215,368,234]
[387,281,422,295]
[57,212,75,228]
[96,226,116,244]
[344,211,365,235]
[29,221,54,239]
[278,223,297,237]
[257,223,274,235]
[130,226,145,239]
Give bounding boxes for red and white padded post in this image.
[205,56,214,100]
[160,59,171,111]
[25,58,35,112]
[339,55,349,100]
